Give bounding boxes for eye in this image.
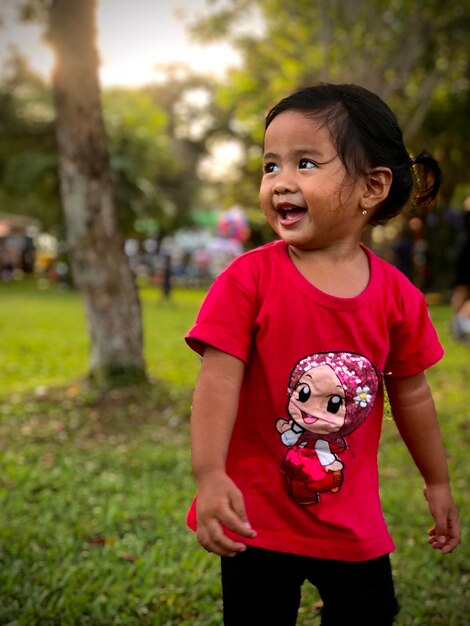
[299,159,316,170]
[264,161,279,173]
[296,384,311,403]
[327,395,344,414]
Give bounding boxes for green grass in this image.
[0,280,468,625]
[0,280,203,392]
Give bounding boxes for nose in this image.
[272,172,298,195]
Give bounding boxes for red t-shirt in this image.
[186,241,444,561]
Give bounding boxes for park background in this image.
[0,1,468,624]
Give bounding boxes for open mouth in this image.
[301,411,318,425]
[277,204,307,225]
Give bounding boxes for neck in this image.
[287,243,370,298]
[288,240,365,264]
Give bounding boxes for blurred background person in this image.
[451,196,470,342]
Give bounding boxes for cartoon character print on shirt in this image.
[276,352,379,506]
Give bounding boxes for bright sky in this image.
[0,0,241,86]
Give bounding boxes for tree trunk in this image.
[48,0,146,385]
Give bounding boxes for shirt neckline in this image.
[274,240,377,311]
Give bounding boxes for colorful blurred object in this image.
[216,206,251,243]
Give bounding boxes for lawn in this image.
[0,280,468,625]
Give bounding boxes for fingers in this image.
[196,485,257,557]
[197,509,256,557]
[428,531,459,554]
[229,491,257,537]
[423,483,460,554]
[197,519,249,557]
[428,512,461,554]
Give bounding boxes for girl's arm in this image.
[190,346,257,557]
[385,372,460,554]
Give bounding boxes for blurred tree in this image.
[0,57,216,237]
[0,51,60,232]
[144,70,222,232]
[416,84,470,206]
[0,56,222,239]
[102,88,175,236]
[47,0,146,386]
[188,0,470,212]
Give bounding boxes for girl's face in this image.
[260,110,368,252]
[288,365,346,435]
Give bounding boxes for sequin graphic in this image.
[276,352,380,506]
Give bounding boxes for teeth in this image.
[277,204,300,212]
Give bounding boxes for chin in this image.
[286,239,319,252]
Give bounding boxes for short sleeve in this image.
[384,288,444,377]
[185,268,259,363]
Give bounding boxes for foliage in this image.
[0,281,468,624]
[103,88,176,235]
[0,51,60,232]
[188,0,470,208]
[140,71,224,233]
[419,87,470,203]
[1,1,468,237]
[104,72,225,237]
[0,53,220,236]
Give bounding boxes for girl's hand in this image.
[423,483,460,554]
[195,469,257,557]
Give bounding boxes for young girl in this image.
[185,84,460,626]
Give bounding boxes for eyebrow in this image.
[263,147,326,160]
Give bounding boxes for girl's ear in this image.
[362,167,392,208]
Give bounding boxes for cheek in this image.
[316,407,346,432]
[331,412,346,428]
[328,407,346,429]
[259,179,277,211]
[288,400,301,420]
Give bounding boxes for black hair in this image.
[265,84,440,225]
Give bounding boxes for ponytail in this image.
[410,151,441,211]
[371,150,441,225]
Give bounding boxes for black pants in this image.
[221,547,399,626]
